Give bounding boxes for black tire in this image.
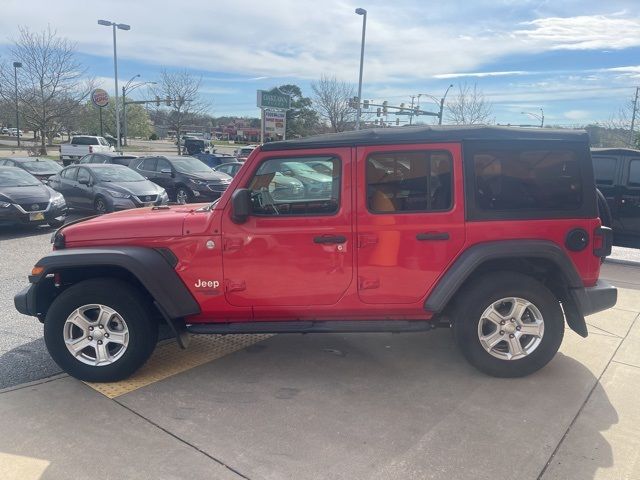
[44,278,158,382]
[175,186,193,204]
[94,196,111,214]
[452,271,564,378]
[48,218,65,228]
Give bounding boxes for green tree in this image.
[79,101,152,139]
[276,84,319,138]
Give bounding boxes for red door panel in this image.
[356,143,465,304]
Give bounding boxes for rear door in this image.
[355,143,465,304]
[58,167,78,207]
[75,167,94,210]
[620,156,640,236]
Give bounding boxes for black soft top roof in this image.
[261,125,589,151]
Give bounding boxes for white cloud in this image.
[434,71,531,79]
[564,109,591,120]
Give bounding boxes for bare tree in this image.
[0,26,90,154]
[152,70,207,154]
[599,92,639,147]
[311,75,356,132]
[445,83,493,125]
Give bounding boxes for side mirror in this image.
[160,168,172,174]
[231,188,251,224]
[78,178,90,185]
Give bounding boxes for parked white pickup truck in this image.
[60,136,114,166]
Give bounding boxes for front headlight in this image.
[0,201,11,208]
[159,190,169,203]
[50,192,65,205]
[105,190,131,199]
[188,178,206,185]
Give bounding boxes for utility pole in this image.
[409,95,416,125]
[13,62,22,148]
[354,8,367,130]
[630,87,639,147]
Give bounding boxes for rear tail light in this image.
[593,226,613,258]
[89,146,93,153]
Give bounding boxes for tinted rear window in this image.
[71,137,99,145]
[473,148,582,211]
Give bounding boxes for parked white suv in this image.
[60,136,114,166]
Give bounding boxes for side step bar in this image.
[187,320,438,335]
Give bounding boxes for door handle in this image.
[416,232,450,241]
[314,235,346,244]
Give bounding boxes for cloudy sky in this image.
[1,0,639,125]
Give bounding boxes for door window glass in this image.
[156,159,171,172]
[629,160,640,187]
[592,156,617,185]
[140,158,157,171]
[248,156,340,215]
[62,167,77,180]
[77,168,91,184]
[366,151,452,213]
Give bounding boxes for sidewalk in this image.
[1,263,639,480]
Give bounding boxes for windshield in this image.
[172,158,212,174]
[0,169,41,187]
[94,166,145,182]
[21,160,62,173]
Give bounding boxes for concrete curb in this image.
[605,257,640,268]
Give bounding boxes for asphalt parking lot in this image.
[1,223,640,479]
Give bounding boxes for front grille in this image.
[18,202,48,212]
[207,183,230,193]
[135,195,158,203]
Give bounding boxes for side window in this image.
[366,151,452,213]
[629,159,640,187]
[77,168,91,184]
[62,167,77,180]
[473,149,582,211]
[79,155,93,164]
[593,156,617,185]
[247,156,340,216]
[156,159,171,172]
[139,158,157,171]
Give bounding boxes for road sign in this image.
[91,88,110,108]
[257,89,291,110]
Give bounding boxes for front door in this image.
[221,149,352,311]
[355,143,465,304]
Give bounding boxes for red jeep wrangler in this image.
[15,126,617,381]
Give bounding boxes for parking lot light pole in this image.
[98,19,130,151]
[13,62,22,148]
[355,8,367,130]
[521,108,545,127]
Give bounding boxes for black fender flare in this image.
[424,240,589,336]
[27,246,200,320]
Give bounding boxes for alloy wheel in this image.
[477,297,545,360]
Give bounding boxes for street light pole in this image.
[13,62,22,148]
[98,19,130,151]
[520,108,545,127]
[122,78,156,146]
[355,8,367,130]
[438,84,453,125]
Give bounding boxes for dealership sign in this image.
[91,88,110,108]
[257,89,291,110]
[264,109,286,138]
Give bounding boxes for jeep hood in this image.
[61,204,214,244]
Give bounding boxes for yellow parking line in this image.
[84,334,273,398]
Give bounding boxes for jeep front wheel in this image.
[452,272,564,377]
[44,278,158,382]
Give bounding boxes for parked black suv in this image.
[130,155,232,203]
[591,148,640,242]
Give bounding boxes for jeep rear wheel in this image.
[452,272,564,377]
[44,278,158,382]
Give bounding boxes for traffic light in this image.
[363,99,369,109]
[155,96,160,107]
[400,103,405,111]
[376,107,381,117]
[396,117,400,126]
[165,96,171,106]
[382,101,388,115]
